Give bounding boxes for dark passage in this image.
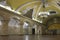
[32,28,35,35]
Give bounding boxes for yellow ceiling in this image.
[6,0,60,12]
[48,24,60,30]
[5,0,60,20]
[6,0,35,10]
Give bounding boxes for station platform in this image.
[0,35,60,40]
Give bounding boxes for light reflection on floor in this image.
[0,35,60,40]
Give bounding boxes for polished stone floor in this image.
[0,35,60,40]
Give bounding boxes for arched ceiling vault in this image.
[5,0,60,23]
[6,0,39,10]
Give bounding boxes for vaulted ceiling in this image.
[5,0,60,23]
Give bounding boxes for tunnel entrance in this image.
[32,28,35,35]
[46,16,60,35]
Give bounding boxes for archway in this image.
[43,15,60,35]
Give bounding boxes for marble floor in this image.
[0,35,60,40]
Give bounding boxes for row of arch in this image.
[0,2,60,35]
[0,6,46,35]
